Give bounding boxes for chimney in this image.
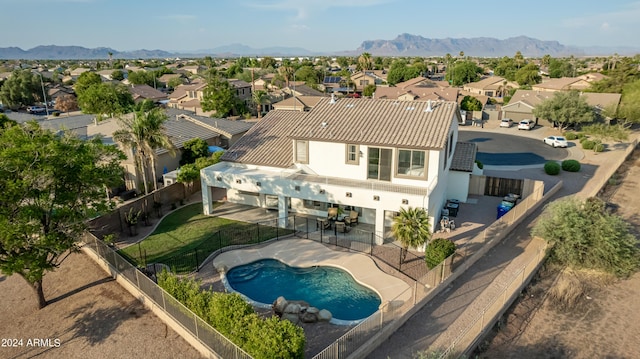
[329,92,336,104]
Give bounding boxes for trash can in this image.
[497,204,511,219]
[446,203,459,217]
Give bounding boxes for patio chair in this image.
[345,210,359,226]
[336,222,350,233]
[327,207,338,219]
[317,218,331,231]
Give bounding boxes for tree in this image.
[294,66,320,86]
[357,52,374,71]
[0,113,17,128]
[113,108,177,195]
[533,197,640,278]
[201,76,238,117]
[74,71,102,96]
[180,137,209,165]
[448,60,482,86]
[533,90,595,130]
[54,94,78,114]
[110,70,124,81]
[514,51,525,69]
[460,95,483,111]
[617,79,640,124]
[493,56,517,81]
[77,83,134,119]
[0,70,41,109]
[251,89,269,118]
[0,121,125,308]
[391,207,432,263]
[548,58,573,78]
[515,63,542,86]
[259,57,276,69]
[127,70,155,86]
[277,65,295,88]
[363,84,376,97]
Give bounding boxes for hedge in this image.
[582,140,596,150]
[561,159,581,172]
[425,238,456,269]
[564,132,578,140]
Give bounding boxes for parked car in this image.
[500,118,514,128]
[543,136,568,148]
[518,119,535,130]
[27,106,46,114]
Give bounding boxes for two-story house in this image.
[200,97,479,242]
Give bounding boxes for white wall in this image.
[447,171,470,203]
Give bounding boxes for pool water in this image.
[225,259,381,322]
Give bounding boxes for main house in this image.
[200,97,479,241]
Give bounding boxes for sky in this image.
[2,0,640,53]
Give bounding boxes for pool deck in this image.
[212,238,412,308]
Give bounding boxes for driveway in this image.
[458,131,569,166]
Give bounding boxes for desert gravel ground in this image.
[0,252,203,359]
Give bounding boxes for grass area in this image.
[119,202,293,273]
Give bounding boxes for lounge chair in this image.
[327,207,338,219]
[345,210,359,226]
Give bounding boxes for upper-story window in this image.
[295,140,308,164]
[345,144,359,165]
[397,149,427,178]
[359,79,369,86]
[367,147,392,181]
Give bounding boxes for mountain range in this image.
[0,34,635,60]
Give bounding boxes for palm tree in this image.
[108,52,113,68]
[252,90,269,118]
[392,207,432,263]
[358,52,374,71]
[113,108,177,195]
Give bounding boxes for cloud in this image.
[563,2,640,30]
[248,0,396,20]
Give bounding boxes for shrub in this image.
[561,159,581,172]
[425,238,456,269]
[474,160,483,169]
[158,270,306,358]
[594,142,605,152]
[581,140,595,150]
[564,132,578,140]
[544,161,561,175]
[577,133,586,139]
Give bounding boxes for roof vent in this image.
[406,106,415,111]
[345,103,354,108]
[320,121,328,128]
[329,92,337,104]
[424,100,433,112]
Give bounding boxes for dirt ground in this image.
[0,252,202,359]
[475,149,640,359]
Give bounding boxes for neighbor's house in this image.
[86,108,254,192]
[502,90,622,123]
[463,76,519,98]
[374,77,458,103]
[128,84,168,104]
[531,77,592,93]
[168,79,253,117]
[272,96,324,112]
[200,97,480,241]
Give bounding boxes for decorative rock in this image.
[273,296,288,315]
[282,312,300,324]
[301,311,318,323]
[306,307,320,315]
[284,303,301,314]
[318,309,332,322]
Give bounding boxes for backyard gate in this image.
[484,176,523,197]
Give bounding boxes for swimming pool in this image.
[225,259,381,323]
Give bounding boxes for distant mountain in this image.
[0,45,175,60]
[356,34,586,57]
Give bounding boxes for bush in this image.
[425,238,456,269]
[594,142,605,152]
[564,132,578,140]
[544,161,561,175]
[581,140,595,150]
[577,133,586,139]
[561,159,581,172]
[158,270,306,358]
[474,160,483,169]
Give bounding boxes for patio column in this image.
[202,181,213,215]
[374,208,385,244]
[277,195,288,228]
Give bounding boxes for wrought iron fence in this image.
[82,233,253,359]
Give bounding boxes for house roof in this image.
[165,108,254,138]
[290,98,458,150]
[450,142,477,172]
[464,76,509,90]
[272,96,324,111]
[284,84,325,97]
[159,116,220,154]
[168,81,206,100]
[128,84,168,102]
[533,77,589,91]
[228,79,252,89]
[222,110,307,168]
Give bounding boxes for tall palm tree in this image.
[358,52,374,71]
[252,90,269,118]
[392,207,432,263]
[113,108,177,195]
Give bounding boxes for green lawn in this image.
[119,202,293,273]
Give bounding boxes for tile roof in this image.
[505,90,621,110]
[533,77,587,90]
[222,110,307,168]
[159,116,220,154]
[128,84,168,101]
[165,108,255,137]
[464,76,507,90]
[450,142,477,172]
[290,98,458,150]
[272,96,324,111]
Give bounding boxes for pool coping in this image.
[212,238,412,323]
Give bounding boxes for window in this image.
[443,132,454,170]
[345,144,359,165]
[295,140,308,164]
[486,91,494,97]
[397,149,426,178]
[359,79,369,86]
[367,147,392,181]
